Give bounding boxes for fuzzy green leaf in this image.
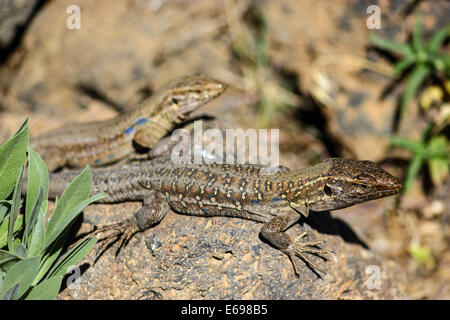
[27,207,46,257]
[24,276,62,300]
[0,256,40,299]
[24,188,44,247]
[25,148,49,244]
[0,202,8,224]
[0,215,23,249]
[15,243,27,259]
[8,166,23,252]
[0,119,29,199]
[44,166,92,249]
[47,236,97,279]
[0,250,21,272]
[33,232,67,286]
[2,284,19,300]
[44,191,106,251]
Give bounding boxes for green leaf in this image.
[429,156,449,187]
[403,153,426,192]
[25,148,49,244]
[0,250,22,272]
[390,136,423,153]
[369,34,413,57]
[0,119,29,199]
[0,256,40,299]
[33,231,68,285]
[46,192,106,250]
[15,243,27,259]
[24,276,62,300]
[427,135,449,157]
[24,188,44,247]
[400,63,431,117]
[412,17,423,52]
[0,215,23,249]
[427,136,449,187]
[2,283,19,300]
[8,166,23,252]
[44,171,106,250]
[44,166,92,249]
[393,55,416,76]
[47,236,97,279]
[0,202,8,224]
[427,24,449,52]
[27,207,46,257]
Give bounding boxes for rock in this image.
[57,198,406,299]
[0,0,38,48]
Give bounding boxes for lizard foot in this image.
[285,232,334,276]
[87,219,141,258]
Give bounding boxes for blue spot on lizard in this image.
[135,117,148,126]
[124,126,135,135]
[123,118,148,136]
[271,197,282,202]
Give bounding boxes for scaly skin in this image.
[47,157,402,275]
[30,75,227,171]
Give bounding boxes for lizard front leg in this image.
[260,210,332,276]
[90,190,170,255]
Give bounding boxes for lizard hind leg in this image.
[89,191,170,259]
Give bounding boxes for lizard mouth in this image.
[370,189,400,198]
[365,184,402,199]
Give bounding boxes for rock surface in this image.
[0,0,38,48]
[56,188,406,300]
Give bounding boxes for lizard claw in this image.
[76,219,141,260]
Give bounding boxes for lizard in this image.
[30,75,227,171]
[46,156,402,275]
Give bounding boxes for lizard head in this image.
[310,158,401,212]
[290,158,402,214]
[161,74,227,116]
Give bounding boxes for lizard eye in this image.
[171,97,179,105]
[323,184,333,196]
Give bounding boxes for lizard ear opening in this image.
[323,184,333,196]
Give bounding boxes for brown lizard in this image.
[47,156,401,275]
[30,75,226,171]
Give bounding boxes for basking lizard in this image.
[30,75,226,171]
[47,156,401,275]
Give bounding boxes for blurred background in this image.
[0,0,448,299]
